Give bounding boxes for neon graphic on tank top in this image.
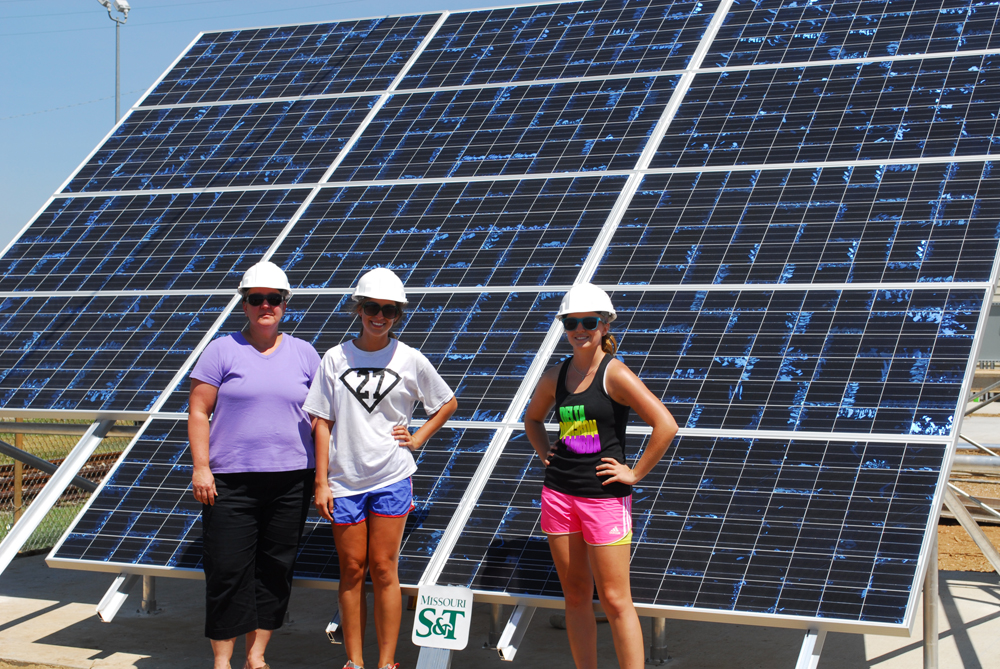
[558,404,601,454]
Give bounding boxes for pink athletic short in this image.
[540,486,632,546]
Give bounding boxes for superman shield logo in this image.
[339,368,402,413]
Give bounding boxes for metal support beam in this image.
[325,610,343,644]
[0,420,112,576]
[958,434,1000,458]
[485,603,503,650]
[138,575,158,614]
[923,533,938,669]
[794,629,826,669]
[97,572,140,622]
[943,487,1000,574]
[948,483,1000,520]
[648,616,669,665]
[0,422,138,437]
[951,454,1000,474]
[0,439,97,492]
[415,646,452,669]
[496,605,536,661]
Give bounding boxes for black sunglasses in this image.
[362,301,399,319]
[562,316,602,331]
[244,292,285,307]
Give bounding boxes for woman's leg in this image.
[548,533,598,669]
[244,630,271,669]
[209,639,235,669]
[334,521,371,666]
[366,513,408,668]
[588,542,644,669]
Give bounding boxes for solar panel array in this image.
[3,0,990,635]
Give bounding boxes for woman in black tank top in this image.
[524,284,678,669]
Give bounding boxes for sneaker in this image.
[342,661,363,669]
[378,664,400,669]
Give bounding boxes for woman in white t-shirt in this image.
[304,268,457,669]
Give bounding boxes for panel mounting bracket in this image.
[325,610,343,644]
[496,604,536,661]
[96,572,140,622]
[794,629,826,669]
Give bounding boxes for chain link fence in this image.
[0,418,136,554]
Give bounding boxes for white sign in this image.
[411,585,474,650]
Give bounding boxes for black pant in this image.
[202,469,312,640]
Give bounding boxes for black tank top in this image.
[543,355,631,499]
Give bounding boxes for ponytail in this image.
[601,332,617,355]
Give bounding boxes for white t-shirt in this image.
[303,338,455,497]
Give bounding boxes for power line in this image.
[0,89,147,121]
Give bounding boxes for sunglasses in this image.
[244,292,285,307]
[562,316,602,331]
[362,301,399,319]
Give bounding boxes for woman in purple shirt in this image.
[188,261,320,669]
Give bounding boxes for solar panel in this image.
[64,97,378,193]
[10,0,994,639]
[1,190,307,292]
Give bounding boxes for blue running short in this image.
[332,477,413,526]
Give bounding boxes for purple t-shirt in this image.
[190,332,320,474]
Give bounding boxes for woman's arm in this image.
[523,367,559,466]
[313,416,335,521]
[188,380,219,505]
[393,396,459,451]
[597,360,678,487]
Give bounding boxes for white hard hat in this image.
[238,260,292,297]
[556,283,616,323]
[353,267,407,304]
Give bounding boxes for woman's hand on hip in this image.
[192,466,217,505]
[596,457,638,486]
[314,481,335,522]
[393,425,419,451]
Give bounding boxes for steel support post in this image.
[13,418,23,523]
[139,575,158,614]
[325,610,343,644]
[923,532,939,669]
[794,629,826,669]
[496,605,536,661]
[648,616,669,665]
[415,647,452,669]
[97,572,140,622]
[0,420,112,576]
[115,19,121,122]
[943,487,1000,574]
[485,603,503,649]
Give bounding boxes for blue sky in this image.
[0,0,508,253]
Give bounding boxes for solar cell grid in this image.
[159,290,562,421]
[271,176,628,289]
[706,0,1000,67]
[0,294,231,413]
[596,162,1000,286]
[329,75,679,181]
[652,56,1000,168]
[141,14,441,107]
[401,0,716,88]
[52,419,496,587]
[64,97,378,193]
[0,190,307,293]
[545,288,983,434]
[438,432,942,625]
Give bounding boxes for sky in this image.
[0,0,511,254]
